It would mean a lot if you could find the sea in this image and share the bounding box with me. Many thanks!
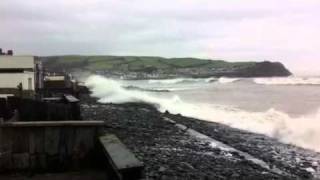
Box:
[85,75,320,152]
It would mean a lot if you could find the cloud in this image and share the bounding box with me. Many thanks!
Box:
[0,0,319,74]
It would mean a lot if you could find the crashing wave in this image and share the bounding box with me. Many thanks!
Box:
[124,85,170,92]
[123,85,199,92]
[218,77,240,84]
[147,77,241,84]
[148,77,217,84]
[86,75,320,152]
[254,77,320,85]
[148,78,197,84]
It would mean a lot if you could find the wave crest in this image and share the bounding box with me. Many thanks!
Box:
[147,77,240,85]
[218,77,239,84]
[254,77,320,85]
[148,77,217,84]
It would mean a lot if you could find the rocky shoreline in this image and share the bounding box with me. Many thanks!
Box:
[81,97,320,180]
[170,114,320,179]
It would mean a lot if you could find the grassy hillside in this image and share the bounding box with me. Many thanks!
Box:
[39,55,292,78]
[39,55,255,72]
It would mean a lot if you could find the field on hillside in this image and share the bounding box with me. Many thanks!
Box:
[40,55,255,72]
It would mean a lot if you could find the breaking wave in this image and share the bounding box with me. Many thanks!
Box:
[148,77,239,85]
[124,85,171,92]
[218,77,240,84]
[148,77,216,84]
[123,85,199,92]
[254,77,320,85]
[85,75,320,152]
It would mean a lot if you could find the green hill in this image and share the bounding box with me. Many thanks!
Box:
[40,55,254,71]
[39,55,291,78]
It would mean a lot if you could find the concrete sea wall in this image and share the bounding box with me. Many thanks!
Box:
[0,121,104,172]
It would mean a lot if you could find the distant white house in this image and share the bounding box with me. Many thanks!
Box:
[0,55,42,91]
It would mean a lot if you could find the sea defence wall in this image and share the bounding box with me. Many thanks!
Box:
[0,94,144,179]
[0,120,104,172]
[0,95,81,121]
[18,97,81,121]
[0,89,35,98]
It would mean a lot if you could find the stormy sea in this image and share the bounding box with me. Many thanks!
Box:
[84,75,320,179]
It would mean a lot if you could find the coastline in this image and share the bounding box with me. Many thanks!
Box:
[80,96,320,179]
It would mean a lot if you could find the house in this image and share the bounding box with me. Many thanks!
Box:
[0,53,43,93]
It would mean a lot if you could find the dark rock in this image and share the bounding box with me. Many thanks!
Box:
[158,166,166,172]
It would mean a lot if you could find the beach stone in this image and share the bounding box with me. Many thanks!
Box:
[158,166,166,172]
[180,162,195,170]
[305,167,315,173]
[312,161,319,167]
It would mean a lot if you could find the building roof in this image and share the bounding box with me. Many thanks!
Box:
[0,56,34,69]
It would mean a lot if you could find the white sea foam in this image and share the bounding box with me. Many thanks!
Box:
[148,78,187,84]
[218,77,239,84]
[254,77,320,85]
[86,75,320,152]
[147,77,241,85]
[148,77,217,84]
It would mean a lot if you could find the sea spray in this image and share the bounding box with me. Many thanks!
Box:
[254,77,320,85]
[85,75,320,152]
[85,75,182,106]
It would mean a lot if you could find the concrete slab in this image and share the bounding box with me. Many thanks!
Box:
[99,133,144,180]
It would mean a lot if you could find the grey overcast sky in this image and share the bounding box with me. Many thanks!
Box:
[0,0,320,75]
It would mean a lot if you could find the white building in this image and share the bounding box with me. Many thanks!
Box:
[0,56,41,90]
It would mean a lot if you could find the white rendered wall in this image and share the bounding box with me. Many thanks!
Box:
[0,72,35,90]
[0,56,34,69]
